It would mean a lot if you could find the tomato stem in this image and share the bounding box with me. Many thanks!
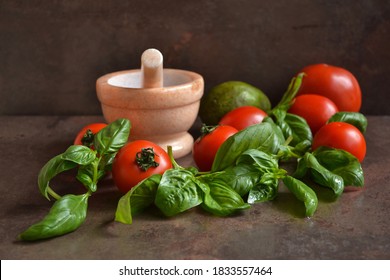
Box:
[135,147,160,171]
[200,124,218,136]
[81,129,95,148]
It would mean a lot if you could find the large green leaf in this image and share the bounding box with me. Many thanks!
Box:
[94,118,131,155]
[19,193,89,241]
[328,112,367,134]
[212,122,282,171]
[155,169,203,217]
[282,176,318,217]
[115,174,161,224]
[38,155,77,200]
[248,175,279,204]
[198,176,250,216]
[295,153,344,196]
[313,147,364,187]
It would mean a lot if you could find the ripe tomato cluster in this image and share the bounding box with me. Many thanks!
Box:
[293,64,366,162]
[192,63,367,171]
[286,64,364,143]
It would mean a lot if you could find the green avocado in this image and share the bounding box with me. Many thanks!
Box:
[199,81,271,125]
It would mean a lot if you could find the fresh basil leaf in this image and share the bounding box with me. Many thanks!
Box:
[310,169,344,196]
[236,149,279,173]
[313,147,364,187]
[38,145,97,199]
[292,140,312,156]
[271,108,287,125]
[283,113,313,145]
[328,112,367,134]
[61,145,96,165]
[98,153,116,172]
[273,110,312,146]
[293,155,309,178]
[19,193,89,241]
[76,162,103,193]
[305,153,344,196]
[155,169,203,217]
[115,174,161,224]
[282,175,318,217]
[262,116,286,144]
[212,122,282,171]
[38,155,78,200]
[198,177,250,216]
[208,149,281,199]
[236,149,284,203]
[185,166,199,175]
[247,175,279,203]
[76,171,96,192]
[272,73,305,112]
[94,118,131,156]
[212,165,260,197]
[278,140,312,161]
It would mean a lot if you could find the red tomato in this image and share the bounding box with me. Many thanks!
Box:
[74,123,107,147]
[312,122,366,162]
[219,106,268,131]
[193,125,238,171]
[288,94,339,135]
[112,140,172,193]
[297,64,362,112]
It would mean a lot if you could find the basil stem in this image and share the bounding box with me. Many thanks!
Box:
[22,118,132,242]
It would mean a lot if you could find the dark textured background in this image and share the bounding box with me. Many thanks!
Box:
[1,0,389,115]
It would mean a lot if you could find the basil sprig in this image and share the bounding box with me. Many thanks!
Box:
[19,118,131,241]
[268,73,313,147]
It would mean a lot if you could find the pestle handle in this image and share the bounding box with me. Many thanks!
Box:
[141,48,163,88]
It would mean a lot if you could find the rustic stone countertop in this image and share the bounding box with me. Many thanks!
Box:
[1,115,389,260]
